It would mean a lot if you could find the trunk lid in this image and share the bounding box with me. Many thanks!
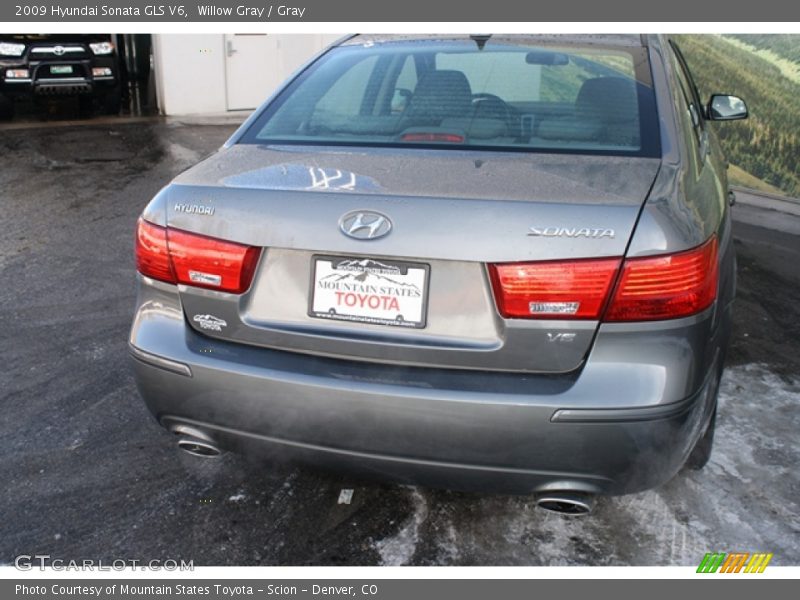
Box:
[165,145,659,373]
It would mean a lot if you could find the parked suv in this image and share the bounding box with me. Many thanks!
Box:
[130,35,746,514]
[0,34,121,118]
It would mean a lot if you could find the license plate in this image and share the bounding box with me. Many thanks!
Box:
[309,256,429,328]
[50,65,73,75]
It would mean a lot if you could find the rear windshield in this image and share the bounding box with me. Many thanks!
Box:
[240,38,660,157]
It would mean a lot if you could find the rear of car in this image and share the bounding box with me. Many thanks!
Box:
[0,34,120,118]
[130,35,735,508]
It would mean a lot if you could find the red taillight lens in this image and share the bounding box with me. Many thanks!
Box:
[489,258,621,319]
[168,228,261,294]
[488,236,718,322]
[605,236,718,322]
[135,218,174,283]
[135,218,261,294]
[401,132,466,143]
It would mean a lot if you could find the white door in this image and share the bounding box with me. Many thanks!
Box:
[224,34,282,111]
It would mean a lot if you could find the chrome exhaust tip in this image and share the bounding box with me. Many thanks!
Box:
[170,424,222,458]
[177,437,221,458]
[535,492,595,515]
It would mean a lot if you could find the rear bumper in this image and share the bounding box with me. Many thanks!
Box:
[130,279,722,495]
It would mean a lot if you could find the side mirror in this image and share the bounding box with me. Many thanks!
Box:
[707,94,748,121]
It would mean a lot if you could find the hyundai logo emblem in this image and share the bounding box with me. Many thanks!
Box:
[53,46,66,56]
[339,210,392,240]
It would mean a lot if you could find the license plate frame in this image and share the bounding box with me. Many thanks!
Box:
[308,255,430,329]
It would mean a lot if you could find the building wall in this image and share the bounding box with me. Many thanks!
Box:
[152,34,343,115]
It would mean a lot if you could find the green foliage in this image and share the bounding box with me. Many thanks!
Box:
[676,35,800,197]
[729,35,800,64]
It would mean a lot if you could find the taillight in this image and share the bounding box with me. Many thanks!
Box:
[605,236,718,322]
[135,217,261,294]
[488,235,718,322]
[135,218,174,282]
[167,228,261,294]
[489,258,621,319]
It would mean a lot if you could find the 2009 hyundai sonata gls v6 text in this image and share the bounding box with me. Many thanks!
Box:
[130,34,746,514]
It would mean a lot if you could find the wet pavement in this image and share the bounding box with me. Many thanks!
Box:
[0,119,798,566]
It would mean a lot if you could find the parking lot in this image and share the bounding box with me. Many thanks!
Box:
[1,118,798,566]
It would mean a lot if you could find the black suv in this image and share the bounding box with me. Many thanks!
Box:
[0,34,121,118]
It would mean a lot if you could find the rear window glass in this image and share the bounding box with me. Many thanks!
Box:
[241,39,660,157]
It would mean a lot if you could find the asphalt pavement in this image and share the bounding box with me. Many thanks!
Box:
[0,119,798,566]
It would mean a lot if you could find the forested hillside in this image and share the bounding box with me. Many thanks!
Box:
[676,35,800,197]
[729,34,800,64]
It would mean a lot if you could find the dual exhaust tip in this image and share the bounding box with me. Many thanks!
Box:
[170,425,595,514]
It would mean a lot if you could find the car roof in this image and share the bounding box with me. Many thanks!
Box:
[338,34,648,48]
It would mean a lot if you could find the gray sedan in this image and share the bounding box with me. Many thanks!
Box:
[130,34,746,515]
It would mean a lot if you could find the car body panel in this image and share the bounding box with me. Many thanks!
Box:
[130,276,719,494]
